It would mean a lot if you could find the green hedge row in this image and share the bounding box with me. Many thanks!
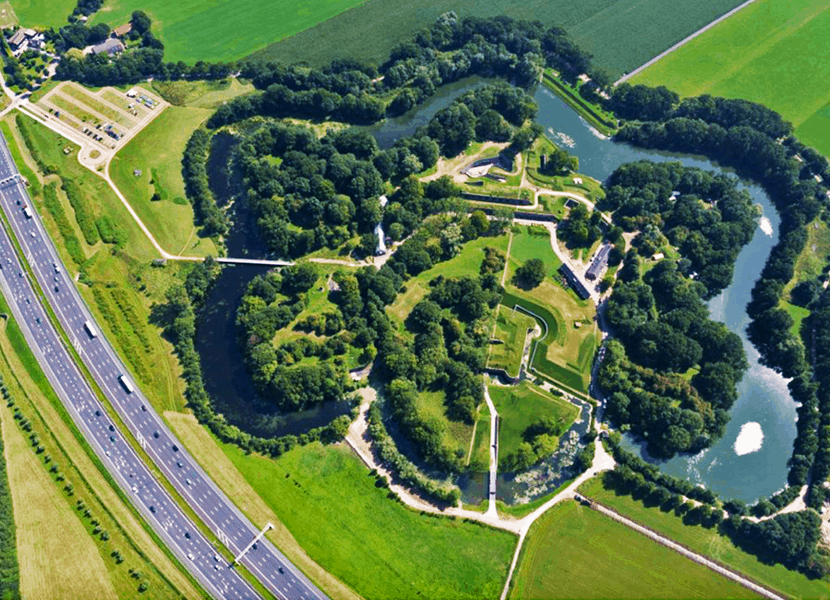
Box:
[61,178,99,246]
[42,183,84,266]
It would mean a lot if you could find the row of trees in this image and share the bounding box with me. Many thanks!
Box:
[0,379,19,600]
[181,129,227,237]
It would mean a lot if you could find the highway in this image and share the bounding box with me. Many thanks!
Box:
[0,131,328,600]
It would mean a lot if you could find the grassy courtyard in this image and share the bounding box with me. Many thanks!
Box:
[510,499,756,599]
[487,305,536,378]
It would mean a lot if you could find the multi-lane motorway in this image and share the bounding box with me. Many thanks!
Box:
[0,131,328,600]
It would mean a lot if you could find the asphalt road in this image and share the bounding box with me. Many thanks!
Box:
[0,131,327,600]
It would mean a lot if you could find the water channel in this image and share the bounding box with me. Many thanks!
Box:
[195,80,797,504]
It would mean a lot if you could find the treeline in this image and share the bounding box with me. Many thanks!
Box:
[0,379,19,600]
[806,293,830,508]
[159,258,352,458]
[611,85,827,494]
[181,129,227,236]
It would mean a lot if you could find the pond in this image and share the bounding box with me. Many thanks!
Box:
[195,80,796,505]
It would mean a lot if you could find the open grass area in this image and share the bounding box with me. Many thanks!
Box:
[503,226,597,394]
[487,305,535,378]
[252,0,744,78]
[8,113,191,415]
[8,0,74,28]
[151,78,256,109]
[0,297,199,599]
[468,402,490,472]
[1,403,117,600]
[579,474,830,599]
[109,105,218,257]
[387,233,510,324]
[89,0,365,64]
[167,412,517,600]
[489,381,579,469]
[511,499,755,599]
[414,388,476,462]
[631,0,830,155]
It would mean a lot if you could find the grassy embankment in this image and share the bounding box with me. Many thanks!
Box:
[510,499,756,599]
[487,304,536,378]
[630,0,830,156]
[540,70,617,136]
[524,134,604,203]
[167,412,517,600]
[487,381,580,469]
[503,225,598,395]
[780,219,830,338]
[151,78,256,109]
[87,0,365,63]
[580,474,830,599]
[251,0,745,79]
[0,295,200,598]
[109,105,219,258]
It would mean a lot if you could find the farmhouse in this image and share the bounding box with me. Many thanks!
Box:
[585,244,611,281]
[112,23,133,38]
[558,264,591,300]
[8,28,43,56]
[91,39,125,56]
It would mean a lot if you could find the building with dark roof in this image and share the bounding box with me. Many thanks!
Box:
[586,244,611,281]
[559,264,591,300]
[91,38,124,56]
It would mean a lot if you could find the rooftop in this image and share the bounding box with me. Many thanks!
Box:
[91,38,124,55]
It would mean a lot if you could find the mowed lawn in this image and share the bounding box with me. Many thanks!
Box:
[253,0,744,78]
[110,105,219,257]
[631,0,830,154]
[488,305,536,378]
[8,0,75,28]
[167,413,517,600]
[89,0,365,64]
[511,500,756,600]
[579,475,830,599]
[488,381,579,468]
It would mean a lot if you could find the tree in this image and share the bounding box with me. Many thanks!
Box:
[514,258,546,289]
[130,10,152,34]
[281,262,318,296]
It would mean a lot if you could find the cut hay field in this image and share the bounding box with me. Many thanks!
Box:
[251,0,744,77]
[88,0,366,64]
[630,0,830,156]
[510,500,756,600]
[167,412,517,600]
[8,0,74,29]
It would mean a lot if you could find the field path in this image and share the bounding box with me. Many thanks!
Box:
[616,0,763,84]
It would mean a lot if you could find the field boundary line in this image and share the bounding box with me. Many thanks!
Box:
[616,0,763,84]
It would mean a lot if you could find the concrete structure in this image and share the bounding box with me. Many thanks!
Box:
[91,38,124,56]
[559,263,591,300]
[585,243,611,281]
[374,222,387,255]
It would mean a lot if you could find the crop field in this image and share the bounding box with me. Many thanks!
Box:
[110,105,219,257]
[631,0,830,156]
[8,114,191,414]
[88,0,365,64]
[510,500,755,600]
[579,475,830,599]
[487,305,536,378]
[167,413,517,600]
[488,382,579,468]
[8,0,74,28]
[252,0,743,77]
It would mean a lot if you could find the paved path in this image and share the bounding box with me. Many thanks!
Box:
[591,502,784,600]
[482,384,499,518]
[616,0,763,84]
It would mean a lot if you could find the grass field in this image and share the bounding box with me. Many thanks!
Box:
[167,412,516,600]
[503,226,598,394]
[8,0,74,28]
[631,0,830,156]
[0,299,198,599]
[87,0,364,64]
[511,499,755,600]
[8,114,191,415]
[252,0,743,77]
[488,381,579,469]
[487,305,536,378]
[151,78,255,109]
[109,105,219,257]
[1,404,117,600]
[579,474,830,599]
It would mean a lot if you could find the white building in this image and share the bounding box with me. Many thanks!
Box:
[374,223,387,255]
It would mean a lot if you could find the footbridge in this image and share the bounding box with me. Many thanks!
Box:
[215,257,294,267]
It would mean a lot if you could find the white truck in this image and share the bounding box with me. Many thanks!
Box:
[83,320,98,339]
[118,374,134,394]
[22,207,32,219]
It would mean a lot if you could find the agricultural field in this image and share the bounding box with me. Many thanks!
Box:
[109,105,219,257]
[88,0,365,64]
[487,305,536,378]
[630,0,830,156]
[579,475,830,599]
[503,225,598,394]
[487,381,579,470]
[167,413,517,600]
[252,0,744,77]
[510,500,756,600]
[6,113,191,414]
[7,0,74,29]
